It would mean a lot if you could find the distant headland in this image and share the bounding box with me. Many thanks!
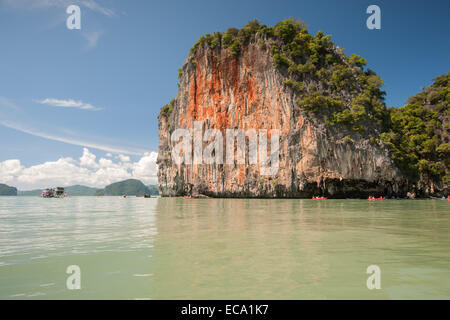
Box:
[0,183,17,196]
[0,179,159,197]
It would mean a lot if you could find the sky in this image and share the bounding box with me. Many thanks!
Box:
[0,0,449,190]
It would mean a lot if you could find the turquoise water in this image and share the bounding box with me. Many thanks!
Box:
[0,196,449,299]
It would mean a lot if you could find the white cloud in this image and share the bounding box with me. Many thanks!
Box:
[98,157,114,167]
[0,160,24,182]
[79,147,98,168]
[0,148,158,190]
[118,154,130,163]
[83,31,103,49]
[0,120,146,156]
[0,96,20,111]
[2,0,115,49]
[80,0,114,17]
[1,97,144,156]
[2,0,116,17]
[132,152,158,178]
[37,98,102,111]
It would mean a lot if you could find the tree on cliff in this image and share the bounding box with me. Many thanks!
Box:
[380,73,449,188]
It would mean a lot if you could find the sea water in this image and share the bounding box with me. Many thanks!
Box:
[0,196,449,299]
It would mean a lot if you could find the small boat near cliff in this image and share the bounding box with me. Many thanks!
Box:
[312,196,327,200]
[368,196,385,201]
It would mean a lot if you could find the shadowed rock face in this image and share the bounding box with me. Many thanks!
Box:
[157,42,410,198]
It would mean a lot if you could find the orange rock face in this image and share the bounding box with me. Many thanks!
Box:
[157,43,407,198]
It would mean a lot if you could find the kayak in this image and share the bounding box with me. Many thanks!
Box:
[368,197,384,201]
[312,197,327,200]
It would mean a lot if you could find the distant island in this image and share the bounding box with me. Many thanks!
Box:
[95,179,157,196]
[10,179,159,197]
[0,183,17,196]
[18,185,100,196]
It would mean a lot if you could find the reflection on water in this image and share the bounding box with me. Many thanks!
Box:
[0,197,449,299]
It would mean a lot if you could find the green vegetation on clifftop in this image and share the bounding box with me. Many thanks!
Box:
[380,73,450,185]
[188,18,389,135]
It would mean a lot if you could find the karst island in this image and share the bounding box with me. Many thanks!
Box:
[157,19,449,199]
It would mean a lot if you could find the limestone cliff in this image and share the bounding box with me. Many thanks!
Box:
[157,19,416,198]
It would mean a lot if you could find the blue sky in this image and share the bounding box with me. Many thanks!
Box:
[0,0,449,189]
